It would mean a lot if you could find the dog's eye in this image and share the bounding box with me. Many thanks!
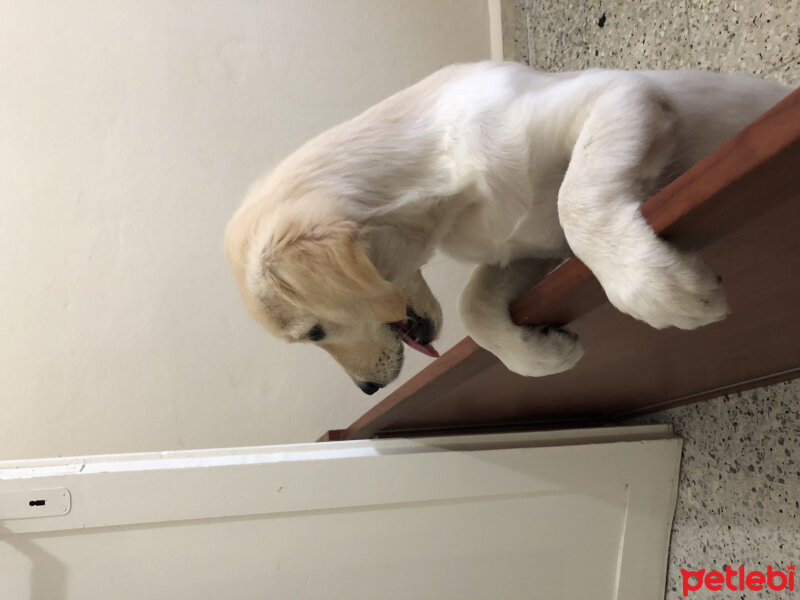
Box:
[307,325,325,342]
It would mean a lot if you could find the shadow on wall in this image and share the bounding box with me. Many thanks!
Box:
[1,525,68,600]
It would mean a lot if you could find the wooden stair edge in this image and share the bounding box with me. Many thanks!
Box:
[319,87,800,442]
[609,366,800,421]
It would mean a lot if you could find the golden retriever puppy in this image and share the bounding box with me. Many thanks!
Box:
[225,61,790,393]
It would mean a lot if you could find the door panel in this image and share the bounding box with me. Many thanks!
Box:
[1,426,681,600]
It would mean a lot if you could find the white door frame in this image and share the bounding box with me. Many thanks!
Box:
[1,425,681,600]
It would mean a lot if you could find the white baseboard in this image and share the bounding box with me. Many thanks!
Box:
[488,0,504,60]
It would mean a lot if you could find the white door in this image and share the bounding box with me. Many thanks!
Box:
[0,425,681,600]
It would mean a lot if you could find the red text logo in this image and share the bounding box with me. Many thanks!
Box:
[681,565,795,596]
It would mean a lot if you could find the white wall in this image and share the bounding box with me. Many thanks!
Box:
[0,1,491,459]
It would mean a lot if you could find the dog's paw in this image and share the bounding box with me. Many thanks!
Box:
[497,324,585,377]
[604,252,728,330]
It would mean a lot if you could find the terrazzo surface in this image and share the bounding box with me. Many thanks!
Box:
[501,1,800,597]
[630,381,800,599]
[504,0,800,84]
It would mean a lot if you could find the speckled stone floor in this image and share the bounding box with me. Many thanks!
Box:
[503,0,800,84]
[500,1,800,597]
[630,381,800,598]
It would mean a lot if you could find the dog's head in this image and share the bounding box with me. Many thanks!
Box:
[225,197,441,394]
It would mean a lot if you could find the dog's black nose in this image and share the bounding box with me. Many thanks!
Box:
[406,307,435,346]
[357,381,383,395]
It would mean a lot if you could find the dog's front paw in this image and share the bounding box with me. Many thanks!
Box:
[498,324,585,377]
[604,252,728,330]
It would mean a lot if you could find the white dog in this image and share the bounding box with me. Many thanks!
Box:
[225,62,790,394]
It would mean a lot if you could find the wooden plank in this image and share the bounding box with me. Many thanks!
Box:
[325,87,800,441]
[316,429,347,442]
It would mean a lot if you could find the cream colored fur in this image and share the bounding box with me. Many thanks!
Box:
[225,61,791,389]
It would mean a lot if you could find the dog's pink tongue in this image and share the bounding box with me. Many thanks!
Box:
[389,321,440,358]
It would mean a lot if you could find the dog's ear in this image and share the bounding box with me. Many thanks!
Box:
[263,220,406,323]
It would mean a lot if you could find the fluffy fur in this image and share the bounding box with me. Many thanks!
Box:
[225,61,791,391]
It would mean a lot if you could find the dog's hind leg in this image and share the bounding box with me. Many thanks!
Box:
[557,78,727,330]
[459,258,584,377]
